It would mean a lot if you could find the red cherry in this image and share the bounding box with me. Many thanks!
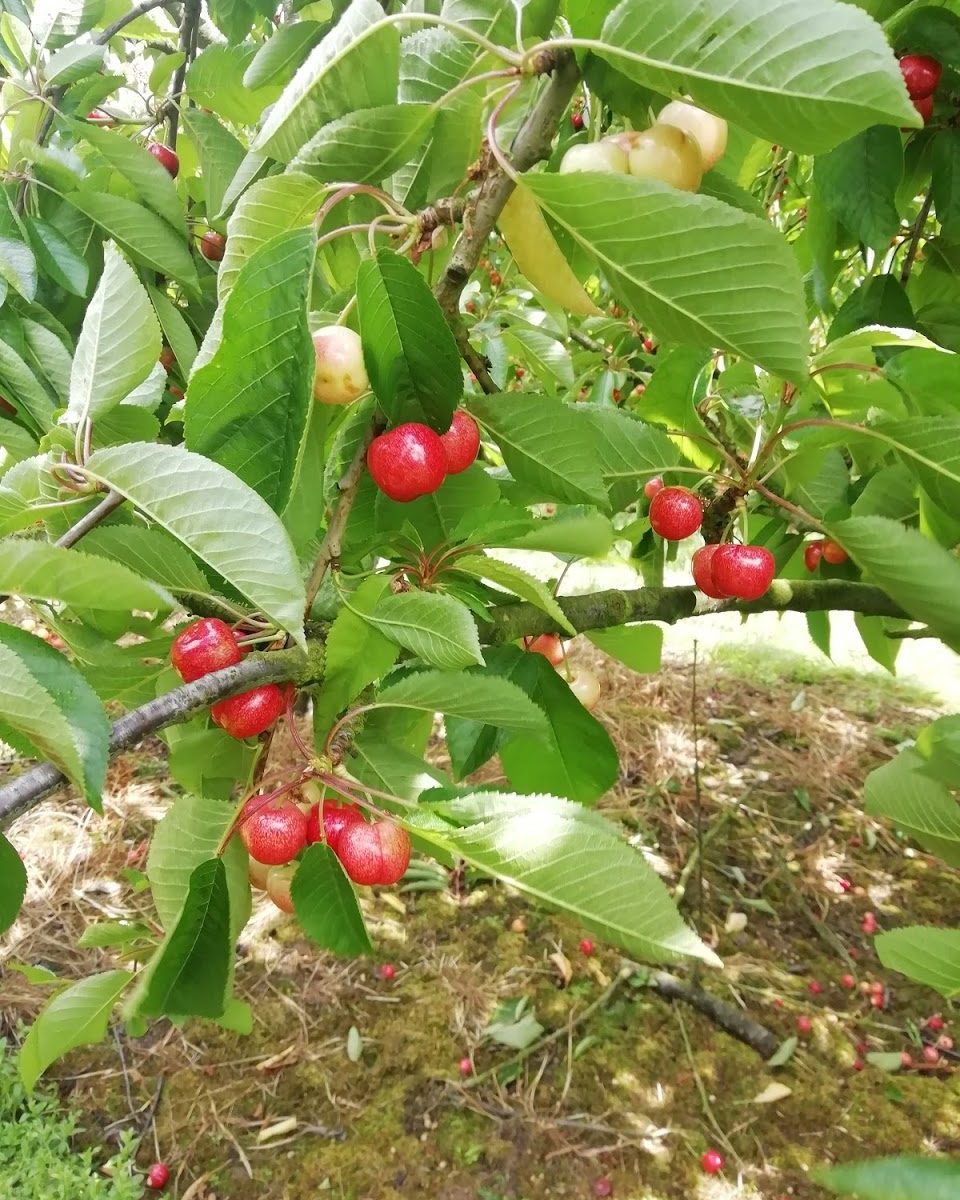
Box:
[691,543,729,599]
[592,1178,612,1198]
[579,937,595,956]
[821,539,848,566]
[458,1056,473,1076]
[870,992,886,1010]
[86,108,113,125]
[248,856,271,890]
[336,820,411,886]
[306,799,365,854]
[838,877,852,893]
[633,383,646,396]
[808,979,823,996]
[440,410,480,475]
[211,684,285,739]
[571,111,585,132]
[926,1014,946,1032]
[796,1015,813,1036]
[922,1044,941,1065]
[642,337,655,352]
[804,542,823,572]
[861,912,879,935]
[901,1051,914,1069]
[170,618,242,682]
[146,1163,170,1190]
[643,475,664,500]
[648,487,702,541]
[773,998,784,1009]
[489,270,502,287]
[870,980,884,996]
[852,1058,865,1072]
[266,865,295,913]
[711,544,776,601]
[612,388,621,402]
[937,1034,954,1051]
[159,345,176,371]
[379,963,396,981]
[515,366,525,379]
[239,796,308,866]
[367,423,446,502]
[199,231,226,262]
[840,973,856,990]
[899,54,941,100]
[913,93,934,123]
[147,142,179,178]
[701,1149,725,1175]
[522,633,564,666]
[465,300,476,314]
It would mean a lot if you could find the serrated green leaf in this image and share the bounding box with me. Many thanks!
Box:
[45,41,104,85]
[72,119,186,233]
[522,172,808,382]
[0,538,170,611]
[875,927,960,999]
[864,750,960,866]
[19,969,130,1091]
[66,242,160,425]
[291,844,372,955]
[185,228,316,512]
[356,248,462,431]
[0,333,57,434]
[366,589,483,669]
[816,125,903,252]
[873,417,960,515]
[187,43,284,126]
[813,1156,960,1199]
[0,832,26,934]
[587,624,663,673]
[0,624,109,807]
[0,236,36,301]
[375,666,548,733]
[25,216,89,296]
[349,734,449,801]
[292,103,435,186]
[244,20,323,89]
[254,0,400,162]
[78,525,210,596]
[588,0,917,153]
[467,393,607,507]
[133,858,231,1019]
[180,109,247,225]
[455,553,574,634]
[82,443,306,645]
[581,407,682,511]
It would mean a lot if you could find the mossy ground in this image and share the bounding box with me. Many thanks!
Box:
[3,642,959,1199]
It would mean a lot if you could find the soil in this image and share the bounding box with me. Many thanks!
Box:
[3,641,959,1200]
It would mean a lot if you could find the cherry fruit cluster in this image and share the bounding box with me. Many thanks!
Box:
[899,54,941,123]
[692,542,776,601]
[242,792,412,912]
[560,100,727,193]
[367,410,480,502]
[170,618,287,740]
[804,539,849,572]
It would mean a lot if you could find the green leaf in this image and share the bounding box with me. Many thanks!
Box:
[932,129,960,241]
[0,335,56,434]
[147,286,197,376]
[501,326,575,389]
[876,927,960,999]
[813,1156,960,1199]
[349,734,449,801]
[589,0,917,153]
[243,20,323,89]
[61,189,198,291]
[0,538,170,611]
[187,43,283,126]
[82,442,307,645]
[0,832,26,934]
[18,969,131,1091]
[375,666,548,733]
[455,553,575,634]
[312,574,398,736]
[79,525,210,596]
[829,516,960,650]
[146,792,250,939]
[186,228,316,512]
[34,0,104,48]
[291,844,372,955]
[587,624,663,673]
[873,417,960,515]
[916,714,960,784]
[165,721,258,801]
[66,242,160,426]
[254,0,400,162]
[180,109,247,225]
[45,41,104,85]
[416,792,719,966]
[0,236,36,301]
[816,126,903,252]
[134,858,231,1019]
[580,408,682,510]
[854,613,901,673]
[292,103,434,185]
[209,0,270,42]
[72,119,186,233]
[356,248,462,431]
[467,392,607,507]
[25,216,89,296]
[522,172,808,381]
[0,624,109,807]
[505,508,615,556]
[864,750,960,867]
[366,589,483,669]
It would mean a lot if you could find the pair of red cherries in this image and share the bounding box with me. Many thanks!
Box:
[367,410,480,502]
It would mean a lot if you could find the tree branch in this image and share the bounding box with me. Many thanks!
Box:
[54,490,124,549]
[166,0,201,149]
[433,50,580,337]
[0,644,322,830]
[648,971,779,1059]
[97,0,173,44]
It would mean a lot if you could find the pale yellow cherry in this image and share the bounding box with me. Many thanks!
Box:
[312,326,369,405]
[568,666,601,710]
[656,100,728,170]
[559,141,629,175]
[627,124,703,192]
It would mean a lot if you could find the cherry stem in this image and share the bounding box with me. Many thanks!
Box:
[485,79,525,179]
[216,773,309,854]
[322,703,377,760]
[285,692,315,763]
[315,221,409,253]
[437,66,522,110]
[809,361,885,379]
[315,183,408,229]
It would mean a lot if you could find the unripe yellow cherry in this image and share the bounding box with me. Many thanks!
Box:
[312,326,368,405]
[627,124,703,192]
[559,142,629,175]
[656,100,728,170]
[568,667,601,711]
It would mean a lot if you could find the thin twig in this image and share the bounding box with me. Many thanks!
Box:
[900,189,934,285]
[54,490,124,548]
[166,0,201,148]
